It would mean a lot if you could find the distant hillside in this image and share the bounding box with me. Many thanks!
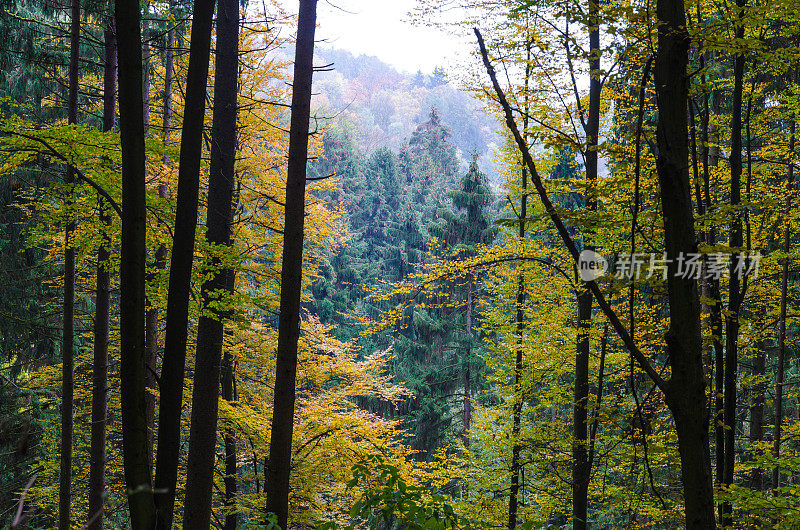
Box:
[311,47,501,181]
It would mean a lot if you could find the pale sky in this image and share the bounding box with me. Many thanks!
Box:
[278,0,466,74]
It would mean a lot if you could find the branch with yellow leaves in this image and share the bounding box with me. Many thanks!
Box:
[3,129,122,216]
[473,27,668,395]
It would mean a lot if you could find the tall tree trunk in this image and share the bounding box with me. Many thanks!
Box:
[145,0,176,467]
[572,3,600,526]
[183,0,239,524]
[264,1,317,526]
[507,205,526,530]
[749,339,766,490]
[463,280,472,449]
[722,2,746,522]
[654,0,716,524]
[58,1,80,527]
[222,344,238,530]
[116,0,156,525]
[152,0,215,525]
[87,25,116,530]
[697,39,726,502]
[507,38,530,530]
[773,110,796,491]
[573,288,591,530]
[142,17,150,137]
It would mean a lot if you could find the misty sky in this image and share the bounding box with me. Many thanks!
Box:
[278,0,466,74]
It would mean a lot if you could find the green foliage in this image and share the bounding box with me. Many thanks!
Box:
[316,455,459,530]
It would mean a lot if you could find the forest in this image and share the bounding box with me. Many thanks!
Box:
[0,0,799,527]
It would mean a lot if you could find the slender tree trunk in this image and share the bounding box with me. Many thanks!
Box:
[253,444,260,495]
[463,280,472,449]
[507,38,530,530]
[264,1,318,526]
[152,0,215,525]
[58,2,80,527]
[572,3,600,526]
[654,0,716,524]
[116,0,156,525]
[508,221,525,530]
[87,25,116,530]
[142,18,150,137]
[145,0,176,467]
[574,288,591,530]
[183,0,239,524]
[722,4,746,523]
[749,339,766,491]
[222,345,238,530]
[773,112,796,491]
[697,41,726,500]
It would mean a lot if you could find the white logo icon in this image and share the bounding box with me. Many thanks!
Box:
[578,249,608,281]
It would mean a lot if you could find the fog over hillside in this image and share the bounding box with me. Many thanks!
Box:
[311,47,502,184]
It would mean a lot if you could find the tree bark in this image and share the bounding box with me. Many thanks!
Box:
[773,110,796,492]
[722,2,746,522]
[654,0,716,525]
[507,38,530,530]
[222,346,238,530]
[696,39,726,503]
[264,1,318,526]
[152,0,216,526]
[145,0,176,467]
[116,0,156,525]
[142,17,150,137]
[748,339,766,491]
[87,25,115,530]
[572,3,600,526]
[463,281,472,449]
[183,0,239,524]
[58,1,79,527]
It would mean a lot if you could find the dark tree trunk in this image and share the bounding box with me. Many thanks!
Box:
[654,0,716,525]
[722,3,746,522]
[773,113,796,491]
[58,1,80,527]
[572,3,600,526]
[222,346,238,530]
[697,41,726,501]
[264,1,318,526]
[182,0,239,524]
[145,0,176,467]
[749,339,766,491]
[87,25,116,530]
[463,281,472,449]
[116,0,156,525]
[152,0,215,525]
[142,18,150,137]
[573,288,591,530]
[508,246,525,530]
[507,41,530,529]
[253,445,260,494]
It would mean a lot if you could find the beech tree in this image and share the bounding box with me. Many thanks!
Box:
[152,0,215,526]
[183,0,239,525]
[86,22,115,530]
[265,0,318,526]
[115,0,155,525]
[57,0,80,527]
